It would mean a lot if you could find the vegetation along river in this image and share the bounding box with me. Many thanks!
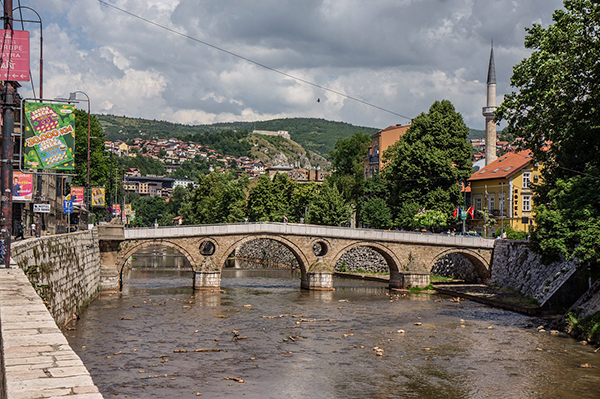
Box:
[64,251,600,399]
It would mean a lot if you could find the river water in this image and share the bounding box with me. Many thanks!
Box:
[64,253,600,399]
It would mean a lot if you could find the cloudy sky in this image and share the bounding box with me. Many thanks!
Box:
[20,0,564,130]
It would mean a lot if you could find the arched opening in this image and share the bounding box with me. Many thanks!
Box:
[118,241,195,292]
[431,250,490,283]
[335,246,390,275]
[219,236,309,289]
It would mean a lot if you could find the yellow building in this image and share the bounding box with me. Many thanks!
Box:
[467,150,541,234]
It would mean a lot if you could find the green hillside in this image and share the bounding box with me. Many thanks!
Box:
[96,115,378,158]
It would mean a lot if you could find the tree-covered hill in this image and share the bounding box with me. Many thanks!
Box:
[96,115,378,158]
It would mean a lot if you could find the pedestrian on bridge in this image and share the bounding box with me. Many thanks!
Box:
[283,215,288,224]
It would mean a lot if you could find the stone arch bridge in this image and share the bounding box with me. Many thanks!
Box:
[98,223,495,291]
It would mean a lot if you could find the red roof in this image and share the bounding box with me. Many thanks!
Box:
[468,150,533,181]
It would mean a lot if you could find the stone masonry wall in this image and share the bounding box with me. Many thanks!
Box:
[10,229,102,327]
[491,240,585,309]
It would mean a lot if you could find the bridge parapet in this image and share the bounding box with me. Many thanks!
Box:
[123,223,494,249]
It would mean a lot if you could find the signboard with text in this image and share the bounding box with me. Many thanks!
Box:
[12,171,33,202]
[33,204,51,213]
[23,102,75,170]
[0,30,30,81]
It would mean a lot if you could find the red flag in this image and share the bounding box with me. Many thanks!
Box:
[467,206,474,219]
[452,206,459,218]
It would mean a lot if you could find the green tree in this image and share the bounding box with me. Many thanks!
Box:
[328,132,371,202]
[358,174,392,229]
[382,100,473,229]
[184,172,247,224]
[246,173,296,222]
[496,0,600,267]
[131,195,168,227]
[305,182,350,226]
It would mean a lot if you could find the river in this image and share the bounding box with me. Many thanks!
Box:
[64,252,600,399]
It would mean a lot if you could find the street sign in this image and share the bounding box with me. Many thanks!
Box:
[63,199,73,214]
[0,30,30,82]
[33,203,51,213]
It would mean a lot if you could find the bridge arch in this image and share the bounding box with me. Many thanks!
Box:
[430,248,491,282]
[220,234,312,278]
[331,242,403,275]
[116,239,197,284]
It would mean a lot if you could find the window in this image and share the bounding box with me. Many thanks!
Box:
[488,195,495,212]
[475,197,482,211]
[499,193,505,216]
[522,172,531,189]
[523,195,531,212]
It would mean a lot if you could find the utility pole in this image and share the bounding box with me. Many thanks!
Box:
[1,1,15,268]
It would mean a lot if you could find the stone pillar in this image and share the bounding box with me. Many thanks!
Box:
[302,272,334,291]
[194,271,222,290]
[389,272,430,290]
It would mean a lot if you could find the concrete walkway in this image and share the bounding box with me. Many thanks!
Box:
[0,266,103,399]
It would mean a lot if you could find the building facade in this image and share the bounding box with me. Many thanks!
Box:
[468,150,541,234]
[364,124,410,178]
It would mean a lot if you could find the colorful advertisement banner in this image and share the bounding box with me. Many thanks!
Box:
[124,204,132,216]
[12,172,33,202]
[91,187,105,207]
[23,102,75,170]
[71,187,84,206]
[113,204,121,216]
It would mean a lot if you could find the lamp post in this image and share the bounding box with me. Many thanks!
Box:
[68,91,91,221]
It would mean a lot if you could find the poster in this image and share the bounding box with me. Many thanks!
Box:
[124,204,132,216]
[22,102,75,170]
[12,172,33,202]
[113,204,121,216]
[91,187,105,207]
[71,187,84,206]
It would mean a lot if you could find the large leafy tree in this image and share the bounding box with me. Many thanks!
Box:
[183,172,247,224]
[359,174,392,229]
[382,100,473,229]
[328,132,372,202]
[496,0,600,268]
[305,182,351,226]
[246,173,297,222]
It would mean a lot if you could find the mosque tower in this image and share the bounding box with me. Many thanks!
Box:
[482,42,497,165]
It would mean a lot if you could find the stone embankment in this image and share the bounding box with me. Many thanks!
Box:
[10,230,102,326]
[0,267,104,399]
[0,230,104,399]
[491,240,589,312]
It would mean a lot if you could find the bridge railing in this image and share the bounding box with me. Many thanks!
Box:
[123,222,495,249]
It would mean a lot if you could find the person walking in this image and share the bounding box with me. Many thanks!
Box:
[15,222,24,240]
[283,215,288,224]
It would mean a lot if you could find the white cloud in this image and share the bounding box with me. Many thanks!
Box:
[23,0,564,129]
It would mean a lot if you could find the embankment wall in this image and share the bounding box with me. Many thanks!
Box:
[10,230,102,328]
[491,240,589,311]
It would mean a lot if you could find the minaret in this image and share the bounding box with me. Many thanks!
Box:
[482,42,497,165]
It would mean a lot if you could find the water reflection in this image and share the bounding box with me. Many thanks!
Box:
[65,267,600,399]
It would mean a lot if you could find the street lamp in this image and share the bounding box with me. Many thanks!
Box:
[68,91,91,220]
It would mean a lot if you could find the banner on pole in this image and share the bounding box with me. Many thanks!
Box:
[91,187,105,207]
[22,102,75,170]
[71,187,84,206]
[12,171,33,202]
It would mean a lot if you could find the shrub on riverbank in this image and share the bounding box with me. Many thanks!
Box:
[563,311,600,346]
